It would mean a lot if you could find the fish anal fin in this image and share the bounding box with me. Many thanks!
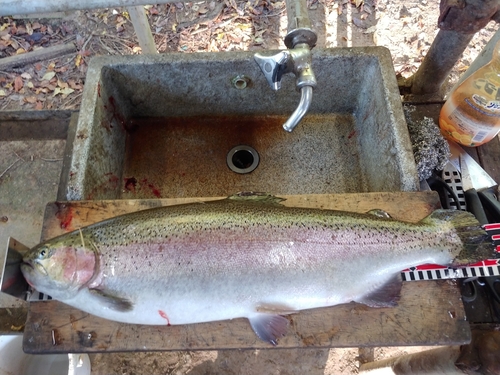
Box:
[357,274,402,308]
[89,288,133,312]
[366,209,392,219]
[248,313,289,346]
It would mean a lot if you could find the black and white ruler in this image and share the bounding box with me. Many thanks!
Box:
[402,223,500,281]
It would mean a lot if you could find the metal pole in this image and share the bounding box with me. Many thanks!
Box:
[0,0,183,17]
[286,0,312,31]
[411,29,473,95]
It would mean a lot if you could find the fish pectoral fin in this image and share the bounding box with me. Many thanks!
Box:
[88,288,133,312]
[248,313,289,346]
[256,303,298,315]
[356,274,402,308]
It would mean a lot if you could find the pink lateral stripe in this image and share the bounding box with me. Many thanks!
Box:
[497,245,500,253]
[492,234,500,241]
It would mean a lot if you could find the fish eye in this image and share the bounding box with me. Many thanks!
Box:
[38,247,48,258]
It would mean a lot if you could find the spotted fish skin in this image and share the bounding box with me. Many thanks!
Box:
[20,194,492,344]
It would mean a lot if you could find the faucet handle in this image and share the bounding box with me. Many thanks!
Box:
[254,51,289,91]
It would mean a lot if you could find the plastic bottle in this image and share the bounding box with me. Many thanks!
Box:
[439,39,500,147]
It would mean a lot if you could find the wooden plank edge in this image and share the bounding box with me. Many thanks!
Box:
[0,43,76,71]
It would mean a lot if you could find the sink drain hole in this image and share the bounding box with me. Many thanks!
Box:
[227,145,259,174]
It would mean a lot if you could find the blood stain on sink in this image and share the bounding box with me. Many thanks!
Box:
[140,178,162,198]
[124,177,138,193]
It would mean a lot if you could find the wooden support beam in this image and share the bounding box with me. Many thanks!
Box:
[0,43,76,71]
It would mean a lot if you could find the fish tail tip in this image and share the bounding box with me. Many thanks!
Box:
[423,210,496,265]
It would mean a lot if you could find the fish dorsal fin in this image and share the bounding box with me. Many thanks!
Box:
[248,313,289,346]
[228,192,285,205]
[356,273,402,308]
[366,209,392,219]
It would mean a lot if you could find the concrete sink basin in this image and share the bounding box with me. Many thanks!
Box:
[65,47,418,200]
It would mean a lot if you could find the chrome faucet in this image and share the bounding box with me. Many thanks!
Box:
[254,0,317,132]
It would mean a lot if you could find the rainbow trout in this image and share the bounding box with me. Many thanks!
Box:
[21,194,493,345]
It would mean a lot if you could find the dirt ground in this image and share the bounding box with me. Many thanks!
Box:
[0,0,499,374]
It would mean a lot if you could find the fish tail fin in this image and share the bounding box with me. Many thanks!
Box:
[421,209,494,265]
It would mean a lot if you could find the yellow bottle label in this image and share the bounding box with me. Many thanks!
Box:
[469,94,500,114]
[439,95,500,146]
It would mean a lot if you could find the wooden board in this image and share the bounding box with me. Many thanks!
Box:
[23,192,471,353]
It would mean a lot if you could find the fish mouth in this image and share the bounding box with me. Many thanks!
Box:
[20,261,34,274]
[21,260,47,276]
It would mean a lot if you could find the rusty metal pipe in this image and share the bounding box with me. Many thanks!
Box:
[410,0,500,96]
[411,29,473,95]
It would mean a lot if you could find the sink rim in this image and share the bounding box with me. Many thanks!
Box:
[65,47,419,201]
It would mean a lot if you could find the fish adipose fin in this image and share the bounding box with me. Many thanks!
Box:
[248,313,289,346]
[366,209,392,219]
[228,192,285,205]
[421,209,494,265]
[89,289,133,312]
[356,274,402,308]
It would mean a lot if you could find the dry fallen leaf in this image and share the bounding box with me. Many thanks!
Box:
[0,89,6,96]
[41,71,56,81]
[21,72,31,79]
[57,66,68,73]
[57,79,69,89]
[75,54,82,67]
[53,87,74,97]
[68,79,83,90]
[14,76,23,92]
[24,96,37,103]
[35,101,43,110]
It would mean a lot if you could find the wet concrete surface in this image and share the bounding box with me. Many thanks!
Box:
[0,139,65,308]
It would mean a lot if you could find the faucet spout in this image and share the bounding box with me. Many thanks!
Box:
[253,0,317,132]
[283,86,313,132]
